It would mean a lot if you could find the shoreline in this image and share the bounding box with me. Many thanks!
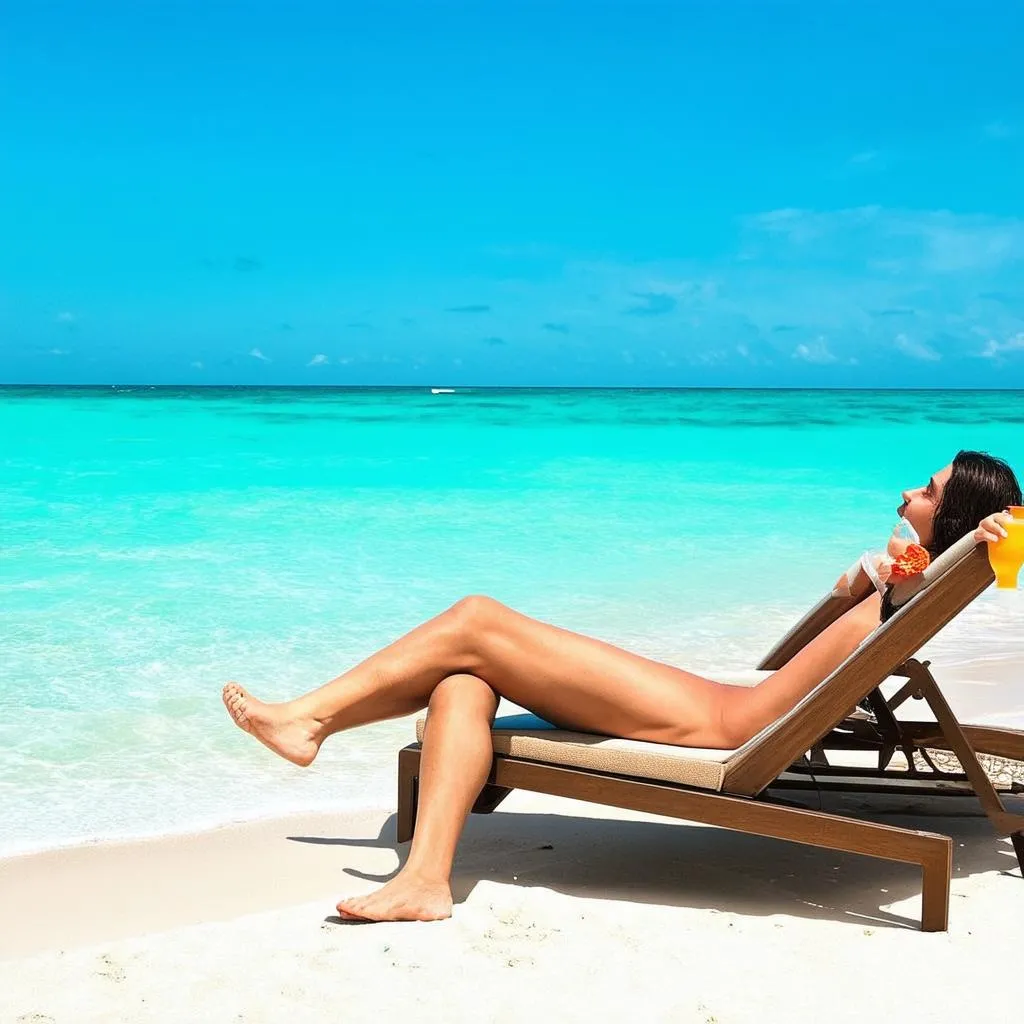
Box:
[0,795,389,864]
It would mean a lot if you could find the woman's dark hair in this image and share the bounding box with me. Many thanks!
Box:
[927,449,1021,558]
[881,450,1021,622]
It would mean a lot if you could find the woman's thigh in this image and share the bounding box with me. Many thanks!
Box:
[461,596,731,747]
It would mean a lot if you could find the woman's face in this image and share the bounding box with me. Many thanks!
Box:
[898,463,953,548]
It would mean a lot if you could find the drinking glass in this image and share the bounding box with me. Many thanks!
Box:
[987,506,1024,589]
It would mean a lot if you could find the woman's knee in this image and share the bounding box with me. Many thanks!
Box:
[442,595,505,668]
[428,673,498,714]
[447,594,502,629]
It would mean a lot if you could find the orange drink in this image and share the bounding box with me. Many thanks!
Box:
[987,506,1024,589]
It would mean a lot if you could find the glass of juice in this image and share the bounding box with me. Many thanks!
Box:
[987,506,1024,589]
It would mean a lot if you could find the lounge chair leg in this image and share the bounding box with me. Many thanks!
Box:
[472,784,512,815]
[1012,831,1024,876]
[396,745,420,844]
[920,844,952,932]
[865,689,903,770]
[914,666,1024,838]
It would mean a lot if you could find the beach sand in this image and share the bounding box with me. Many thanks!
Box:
[2,791,1022,1022]
[2,659,1022,1023]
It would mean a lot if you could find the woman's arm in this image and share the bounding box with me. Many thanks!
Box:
[834,553,884,598]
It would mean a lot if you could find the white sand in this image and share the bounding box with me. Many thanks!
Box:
[1,786,1021,1024]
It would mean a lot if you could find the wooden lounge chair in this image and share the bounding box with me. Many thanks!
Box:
[395,534,1024,931]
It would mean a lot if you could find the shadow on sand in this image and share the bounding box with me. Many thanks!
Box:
[290,789,1023,932]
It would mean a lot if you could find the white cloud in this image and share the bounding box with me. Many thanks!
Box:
[848,150,880,166]
[48,348,70,356]
[979,332,1024,360]
[894,333,941,362]
[984,120,1015,139]
[641,279,717,301]
[338,356,354,365]
[688,349,728,366]
[791,337,838,364]
[190,360,204,369]
[307,353,329,366]
[249,347,270,362]
[742,206,1024,273]
[55,311,76,324]
[743,206,878,247]
[916,217,1024,273]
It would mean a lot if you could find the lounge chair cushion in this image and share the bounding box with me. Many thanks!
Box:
[414,714,735,791]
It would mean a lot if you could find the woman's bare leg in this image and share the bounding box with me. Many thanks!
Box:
[336,673,498,922]
[222,591,880,763]
[222,595,729,764]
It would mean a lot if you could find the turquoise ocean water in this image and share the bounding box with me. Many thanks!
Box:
[2,387,1022,856]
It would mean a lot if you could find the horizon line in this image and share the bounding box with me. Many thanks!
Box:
[3,383,1024,393]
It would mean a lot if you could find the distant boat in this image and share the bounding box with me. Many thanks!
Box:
[430,388,456,394]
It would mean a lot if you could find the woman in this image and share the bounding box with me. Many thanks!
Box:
[222,449,1020,922]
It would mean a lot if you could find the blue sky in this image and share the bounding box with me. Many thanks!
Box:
[2,0,1023,386]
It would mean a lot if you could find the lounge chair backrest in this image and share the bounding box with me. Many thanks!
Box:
[756,592,859,672]
[725,535,993,796]
[758,532,980,671]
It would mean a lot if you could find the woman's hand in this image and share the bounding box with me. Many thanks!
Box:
[974,511,1012,544]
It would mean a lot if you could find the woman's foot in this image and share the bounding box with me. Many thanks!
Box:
[221,683,321,767]
[336,871,453,923]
